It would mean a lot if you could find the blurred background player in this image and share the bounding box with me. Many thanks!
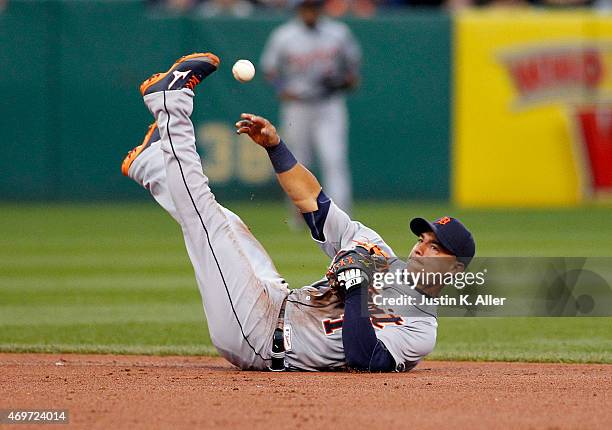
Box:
[260,0,362,225]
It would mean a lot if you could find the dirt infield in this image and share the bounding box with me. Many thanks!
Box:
[0,354,610,429]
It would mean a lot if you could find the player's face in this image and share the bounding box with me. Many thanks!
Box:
[298,5,322,28]
[406,232,461,275]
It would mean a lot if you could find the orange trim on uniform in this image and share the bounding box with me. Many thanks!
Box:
[352,240,390,258]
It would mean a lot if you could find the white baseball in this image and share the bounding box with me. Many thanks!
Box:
[232,59,256,83]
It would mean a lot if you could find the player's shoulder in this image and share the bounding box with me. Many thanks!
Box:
[271,19,302,39]
[320,17,353,37]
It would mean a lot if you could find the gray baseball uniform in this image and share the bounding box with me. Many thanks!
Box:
[128,88,436,372]
[261,16,361,214]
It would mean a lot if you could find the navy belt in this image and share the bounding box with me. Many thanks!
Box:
[269,297,287,372]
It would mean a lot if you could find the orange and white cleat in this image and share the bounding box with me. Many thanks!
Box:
[121,123,160,177]
[140,52,220,96]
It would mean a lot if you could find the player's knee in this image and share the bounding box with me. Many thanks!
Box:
[405,333,437,364]
[417,336,437,359]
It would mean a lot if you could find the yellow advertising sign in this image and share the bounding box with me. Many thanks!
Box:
[454,10,612,207]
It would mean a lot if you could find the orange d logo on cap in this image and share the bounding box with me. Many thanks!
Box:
[435,216,452,225]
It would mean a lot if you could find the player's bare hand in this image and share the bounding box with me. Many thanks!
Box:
[235,113,281,148]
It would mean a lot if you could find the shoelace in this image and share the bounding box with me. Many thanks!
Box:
[144,73,161,85]
[125,126,155,159]
[126,147,139,158]
[185,75,201,90]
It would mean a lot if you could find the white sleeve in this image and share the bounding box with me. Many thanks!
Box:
[342,27,362,73]
[260,29,284,76]
[315,202,395,259]
[376,318,438,372]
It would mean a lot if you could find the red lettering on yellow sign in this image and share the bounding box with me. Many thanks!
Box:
[504,48,603,98]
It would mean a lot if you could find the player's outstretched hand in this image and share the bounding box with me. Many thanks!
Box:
[235,113,281,148]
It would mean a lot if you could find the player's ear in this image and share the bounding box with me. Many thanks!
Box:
[453,259,465,273]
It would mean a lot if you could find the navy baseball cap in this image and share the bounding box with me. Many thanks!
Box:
[409,216,476,267]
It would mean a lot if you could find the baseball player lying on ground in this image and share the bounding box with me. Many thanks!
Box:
[121,52,476,372]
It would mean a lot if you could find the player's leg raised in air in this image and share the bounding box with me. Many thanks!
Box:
[122,53,289,370]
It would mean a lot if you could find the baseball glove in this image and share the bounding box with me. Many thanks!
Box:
[326,242,390,294]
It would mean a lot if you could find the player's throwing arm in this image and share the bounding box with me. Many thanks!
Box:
[236,114,321,213]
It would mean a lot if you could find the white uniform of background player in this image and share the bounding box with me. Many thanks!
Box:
[260,0,362,215]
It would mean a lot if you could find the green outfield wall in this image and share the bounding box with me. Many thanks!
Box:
[0,1,451,201]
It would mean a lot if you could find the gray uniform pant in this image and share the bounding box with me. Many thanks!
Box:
[131,89,290,370]
[281,95,352,214]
